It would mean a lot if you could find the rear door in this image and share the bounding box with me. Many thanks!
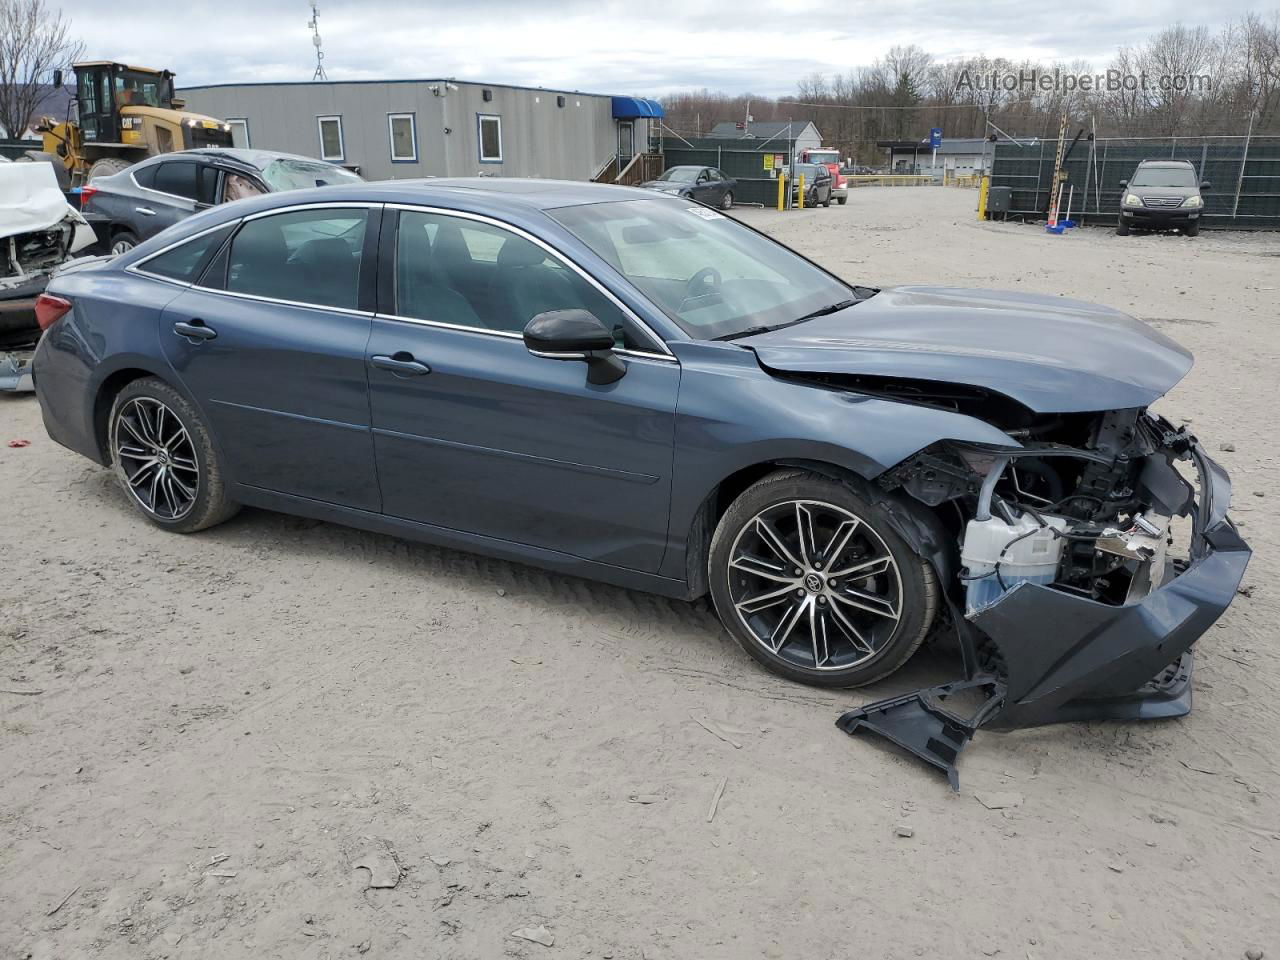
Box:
[156,203,382,510]
[130,160,198,238]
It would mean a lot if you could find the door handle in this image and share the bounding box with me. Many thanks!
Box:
[371,352,431,377]
[173,319,217,342]
[135,206,157,216]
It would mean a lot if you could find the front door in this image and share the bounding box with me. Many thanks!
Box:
[616,121,635,173]
[76,67,118,144]
[160,204,382,510]
[366,208,679,571]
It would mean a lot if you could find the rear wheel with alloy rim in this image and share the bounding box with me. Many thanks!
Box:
[108,377,239,533]
[720,191,734,210]
[709,470,937,687]
[110,230,140,255]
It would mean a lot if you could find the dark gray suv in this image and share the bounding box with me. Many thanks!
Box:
[81,148,363,254]
[1117,160,1208,236]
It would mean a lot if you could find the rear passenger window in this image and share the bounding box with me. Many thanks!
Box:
[226,208,367,310]
[132,164,158,189]
[136,225,234,283]
[152,161,197,200]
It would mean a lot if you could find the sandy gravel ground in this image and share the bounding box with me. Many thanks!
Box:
[2,187,1277,960]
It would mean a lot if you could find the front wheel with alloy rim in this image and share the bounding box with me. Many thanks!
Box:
[107,377,239,533]
[709,470,937,687]
[720,191,734,210]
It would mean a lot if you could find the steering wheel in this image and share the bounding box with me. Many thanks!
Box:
[678,267,723,313]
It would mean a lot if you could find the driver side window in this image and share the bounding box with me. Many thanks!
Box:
[394,210,648,349]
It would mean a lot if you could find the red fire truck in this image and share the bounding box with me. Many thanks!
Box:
[798,148,847,205]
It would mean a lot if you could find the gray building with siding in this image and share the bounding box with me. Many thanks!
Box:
[178,79,663,182]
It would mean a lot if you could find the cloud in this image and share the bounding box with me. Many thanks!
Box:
[63,0,1264,96]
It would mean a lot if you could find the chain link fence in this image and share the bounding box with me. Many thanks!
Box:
[661,136,795,206]
[989,134,1280,229]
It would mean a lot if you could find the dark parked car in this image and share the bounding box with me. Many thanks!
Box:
[790,163,832,207]
[1117,159,1208,236]
[82,148,363,254]
[639,166,737,209]
[31,180,1248,761]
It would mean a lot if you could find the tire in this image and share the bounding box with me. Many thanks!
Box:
[823,195,832,208]
[87,156,131,181]
[107,377,239,533]
[708,470,938,688]
[837,196,848,205]
[109,229,140,255]
[1116,218,1130,236]
[720,191,734,210]
[1185,220,1201,237]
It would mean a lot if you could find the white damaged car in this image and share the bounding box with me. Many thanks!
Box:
[1,159,96,391]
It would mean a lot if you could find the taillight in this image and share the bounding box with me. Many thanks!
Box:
[35,293,73,331]
[78,186,98,209]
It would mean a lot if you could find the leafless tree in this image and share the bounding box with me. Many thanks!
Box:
[657,10,1280,159]
[0,0,82,139]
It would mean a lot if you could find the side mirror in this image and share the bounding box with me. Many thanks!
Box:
[1118,179,1128,188]
[52,68,63,88]
[524,309,626,385]
[1200,180,1211,191]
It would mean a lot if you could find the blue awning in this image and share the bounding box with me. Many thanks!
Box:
[611,97,664,119]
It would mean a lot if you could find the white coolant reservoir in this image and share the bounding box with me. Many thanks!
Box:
[962,514,1069,615]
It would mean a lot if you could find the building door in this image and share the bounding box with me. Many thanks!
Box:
[617,121,634,172]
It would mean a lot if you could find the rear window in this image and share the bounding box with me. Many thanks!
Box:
[135,225,233,282]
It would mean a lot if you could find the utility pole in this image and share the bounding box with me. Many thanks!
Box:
[308,2,327,81]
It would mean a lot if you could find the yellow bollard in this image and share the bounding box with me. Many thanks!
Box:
[776,170,785,211]
[976,175,990,220]
[797,173,805,210]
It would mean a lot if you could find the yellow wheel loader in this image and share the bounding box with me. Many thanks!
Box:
[30,62,233,187]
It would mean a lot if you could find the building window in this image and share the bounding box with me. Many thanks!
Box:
[317,115,344,162]
[226,118,250,148]
[388,113,417,163]
[477,114,502,164]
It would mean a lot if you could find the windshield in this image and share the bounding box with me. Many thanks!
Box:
[1131,166,1197,188]
[807,151,839,165]
[115,70,168,109]
[550,198,854,340]
[658,167,699,182]
[260,158,363,191]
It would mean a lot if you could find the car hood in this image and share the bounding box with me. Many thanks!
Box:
[640,181,688,192]
[741,285,1193,414]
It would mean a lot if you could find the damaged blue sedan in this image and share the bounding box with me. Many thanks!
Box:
[29,179,1249,784]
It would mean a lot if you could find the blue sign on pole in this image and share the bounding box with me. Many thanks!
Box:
[929,127,943,149]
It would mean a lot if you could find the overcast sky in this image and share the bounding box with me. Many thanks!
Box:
[65,0,1266,96]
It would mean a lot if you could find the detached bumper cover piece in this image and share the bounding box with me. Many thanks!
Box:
[839,442,1251,788]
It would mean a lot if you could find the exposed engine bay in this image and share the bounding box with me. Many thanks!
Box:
[829,377,1251,789]
[878,403,1194,613]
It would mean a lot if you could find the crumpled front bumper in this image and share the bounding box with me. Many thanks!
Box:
[838,439,1251,788]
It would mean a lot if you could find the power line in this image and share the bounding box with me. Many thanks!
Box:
[777,97,1039,111]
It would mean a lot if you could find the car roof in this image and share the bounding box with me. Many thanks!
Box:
[141,147,352,172]
[329,177,660,210]
[1136,160,1195,167]
[114,177,672,260]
